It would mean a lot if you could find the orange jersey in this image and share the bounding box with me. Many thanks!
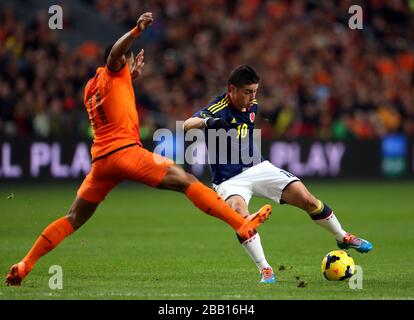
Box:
[83,64,141,161]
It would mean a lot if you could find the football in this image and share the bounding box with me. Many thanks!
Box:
[321,250,355,281]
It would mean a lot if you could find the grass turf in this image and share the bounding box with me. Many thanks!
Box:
[0,181,413,300]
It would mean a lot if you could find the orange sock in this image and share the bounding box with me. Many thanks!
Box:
[185,182,244,230]
[22,217,74,273]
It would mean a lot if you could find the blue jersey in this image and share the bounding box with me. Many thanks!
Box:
[193,93,263,185]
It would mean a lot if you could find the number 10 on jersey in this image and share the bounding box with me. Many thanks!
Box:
[237,123,248,138]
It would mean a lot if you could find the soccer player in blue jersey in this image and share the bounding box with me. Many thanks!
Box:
[183,65,373,284]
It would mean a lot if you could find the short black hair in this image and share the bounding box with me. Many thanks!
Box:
[228,64,260,87]
[103,42,133,64]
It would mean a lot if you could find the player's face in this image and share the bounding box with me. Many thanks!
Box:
[230,83,259,110]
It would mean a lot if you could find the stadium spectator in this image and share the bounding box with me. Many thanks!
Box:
[1,0,414,139]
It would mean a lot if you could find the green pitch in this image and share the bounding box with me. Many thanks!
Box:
[1,181,414,300]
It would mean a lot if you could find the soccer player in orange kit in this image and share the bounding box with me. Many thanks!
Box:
[5,12,271,286]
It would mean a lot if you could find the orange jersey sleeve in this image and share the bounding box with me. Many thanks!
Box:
[83,64,141,161]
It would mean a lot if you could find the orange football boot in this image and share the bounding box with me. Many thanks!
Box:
[5,262,28,286]
[237,204,272,239]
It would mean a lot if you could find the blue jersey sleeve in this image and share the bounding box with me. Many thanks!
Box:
[193,94,228,118]
[193,107,214,119]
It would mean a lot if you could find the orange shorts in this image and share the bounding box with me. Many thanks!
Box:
[77,145,174,203]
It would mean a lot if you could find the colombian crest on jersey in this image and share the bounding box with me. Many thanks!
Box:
[249,112,255,123]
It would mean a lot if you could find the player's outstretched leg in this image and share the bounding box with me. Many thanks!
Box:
[281,181,373,253]
[228,196,275,284]
[5,216,74,286]
[5,197,98,286]
[157,165,272,239]
[237,232,276,284]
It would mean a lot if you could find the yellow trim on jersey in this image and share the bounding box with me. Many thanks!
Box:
[212,103,228,114]
[209,99,228,114]
[207,96,227,112]
[208,96,229,113]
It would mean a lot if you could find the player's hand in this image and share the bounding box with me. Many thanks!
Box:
[205,117,233,130]
[137,12,153,32]
[131,49,145,79]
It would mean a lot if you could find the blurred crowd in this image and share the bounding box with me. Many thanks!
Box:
[1,0,414,140]
[0,6,93,138]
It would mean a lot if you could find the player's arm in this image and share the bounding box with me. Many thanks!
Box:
[107,12,153,72]
[183,117,205,131]
[183,110,232,131]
